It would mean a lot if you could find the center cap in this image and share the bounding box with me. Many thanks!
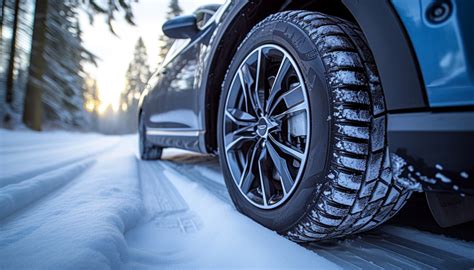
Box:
[256,118,269,138]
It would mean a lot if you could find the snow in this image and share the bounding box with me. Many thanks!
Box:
[1,130,473,269]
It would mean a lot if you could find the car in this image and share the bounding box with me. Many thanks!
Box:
[138,0,474,241]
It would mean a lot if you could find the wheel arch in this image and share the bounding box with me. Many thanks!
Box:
[202,0,427,153]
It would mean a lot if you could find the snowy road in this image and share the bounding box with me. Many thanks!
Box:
[1,130,473,269]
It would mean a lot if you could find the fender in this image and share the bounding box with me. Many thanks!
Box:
[198,0,428,152]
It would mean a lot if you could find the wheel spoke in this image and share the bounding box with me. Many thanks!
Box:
[225,108,257,126]
[225,126,257,152]
[266,56,291,113]
[273,101,307,120]
[239,65,260,116]
[254,48,266,112]
[268,84,303,116]
[266,140,294,195]
[239,141,261,193]
[257,146,272,206]
[268,134,304,160]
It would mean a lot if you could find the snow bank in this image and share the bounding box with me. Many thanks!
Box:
[0,159,94,220]
[0,134,143,269]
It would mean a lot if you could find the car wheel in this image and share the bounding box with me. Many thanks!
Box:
[217,11,411,241]
[139,114,163,160]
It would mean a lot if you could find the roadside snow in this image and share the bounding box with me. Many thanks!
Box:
[0,132,142,269]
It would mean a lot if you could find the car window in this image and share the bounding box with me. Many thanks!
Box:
[161,39,190,67]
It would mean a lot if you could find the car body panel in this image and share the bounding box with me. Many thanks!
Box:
[139,0,473,191]
[391,0,474,107]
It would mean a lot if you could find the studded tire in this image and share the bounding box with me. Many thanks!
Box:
[219,11,412,242]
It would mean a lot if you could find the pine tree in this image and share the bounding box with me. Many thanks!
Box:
[121,37,151,133]
[83,72,100,130]
[83,0,137,34]
[157,0,183,66]
[23,0,96,130]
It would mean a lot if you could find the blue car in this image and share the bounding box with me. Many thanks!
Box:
[138,0,473,241]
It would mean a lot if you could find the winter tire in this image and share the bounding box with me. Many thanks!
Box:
[139,114,163,160]
[217,11,411,241]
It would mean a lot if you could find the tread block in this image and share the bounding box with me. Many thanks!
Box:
[328,70,366,87]
[359,221,378,232]
[334,106,371,123]
[352,215,372,228]
[351,196,369,214]
[361,200,383,218]
[309,25,345,39]
[318,199,351,217]
[370,83,386,115]
[366,151,384,181]
[325,188,357,206]
[333,88,370,105]
[359,181,377,198]
[336,124,369,140]
[384,188,400,206]
[316,212,344,227]
[332,170,363,190]
[323,51,363,69]
[383,147,391,169]
[380,168,393,185]
[373,204,393,222]
[334,155,367,172]
[394,192,410,211]
[371,116,386,152]
[365,63,381,84]
[335,139,368,155]
[339,212,362,228]
[316,35,354,54]
[370,182,389,202]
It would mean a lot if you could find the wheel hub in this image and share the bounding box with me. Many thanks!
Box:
[256,118,269,138]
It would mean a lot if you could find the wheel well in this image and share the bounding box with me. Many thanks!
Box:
[204,0,356,153]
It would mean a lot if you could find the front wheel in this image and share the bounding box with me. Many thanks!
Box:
[217,11,411,241]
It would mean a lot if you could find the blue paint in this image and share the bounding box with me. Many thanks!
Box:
[391,0,474,107]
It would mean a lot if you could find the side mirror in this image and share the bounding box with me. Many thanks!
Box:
[162,15,199,39]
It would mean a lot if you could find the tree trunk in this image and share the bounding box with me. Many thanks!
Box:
[0,0,7,39]
[23,0,48,131]
[5,0,21,109]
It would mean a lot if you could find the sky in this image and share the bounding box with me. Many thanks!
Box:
[80,0,224,112]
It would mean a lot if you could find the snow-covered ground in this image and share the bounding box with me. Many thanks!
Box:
[1,130,473,269]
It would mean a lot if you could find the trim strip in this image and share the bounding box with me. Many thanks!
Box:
[146,128,203,137]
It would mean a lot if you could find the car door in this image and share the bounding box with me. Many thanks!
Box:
[144,5,220,150]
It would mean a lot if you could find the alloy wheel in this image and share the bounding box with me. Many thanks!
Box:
[223,44,310,209]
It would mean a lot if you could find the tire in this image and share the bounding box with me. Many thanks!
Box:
[217,11,411,241]
[139,114,163,160]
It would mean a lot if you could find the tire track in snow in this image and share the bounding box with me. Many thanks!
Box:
[160,154,231,204]
[0,158,95,221]
[0,137,103,155]
[137,160,188,219]
[137,159,203,235]
[0,138,119,189]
